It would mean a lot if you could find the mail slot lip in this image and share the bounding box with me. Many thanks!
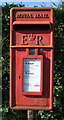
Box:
[13,21,51,25]
[21,55,43,96]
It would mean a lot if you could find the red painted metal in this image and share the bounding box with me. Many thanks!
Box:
[10,7,54,110]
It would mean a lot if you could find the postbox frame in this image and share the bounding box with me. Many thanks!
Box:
[10,7,54,110]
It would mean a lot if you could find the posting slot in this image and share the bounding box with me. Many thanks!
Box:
[13,21,51,31]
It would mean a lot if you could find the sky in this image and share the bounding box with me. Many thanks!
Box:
[0,0,63,2]
[0,0,63,7]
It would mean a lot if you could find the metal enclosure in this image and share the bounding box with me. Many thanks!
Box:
[10,7,54,110]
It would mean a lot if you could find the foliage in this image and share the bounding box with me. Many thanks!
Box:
[58,2,64,8]
[2,2,64,120]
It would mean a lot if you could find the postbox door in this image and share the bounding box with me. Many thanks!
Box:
[16,49,43,97]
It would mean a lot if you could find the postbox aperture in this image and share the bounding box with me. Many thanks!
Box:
[10,7,54,110]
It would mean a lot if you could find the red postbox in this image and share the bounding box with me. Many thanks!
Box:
[10,7,54,110]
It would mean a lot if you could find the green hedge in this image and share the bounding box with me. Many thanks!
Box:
[2,3,64,120]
